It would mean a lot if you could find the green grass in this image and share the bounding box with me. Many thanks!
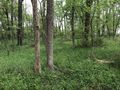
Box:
[0,38,120,90]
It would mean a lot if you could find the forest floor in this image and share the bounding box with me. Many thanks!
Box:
[0,38,120,90]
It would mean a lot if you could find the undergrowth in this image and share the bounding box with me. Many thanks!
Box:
[0,38,120,90]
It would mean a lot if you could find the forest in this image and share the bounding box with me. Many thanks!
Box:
[0,0,120,89]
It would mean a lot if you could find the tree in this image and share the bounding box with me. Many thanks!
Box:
[17,0,23,46]
[71,0,75,47]
[11,0,15,51]
[46,0,54,70]
[83,0,93,47]
[31,0,41,73]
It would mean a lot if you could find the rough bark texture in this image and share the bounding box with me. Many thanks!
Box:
[46,0,54,70]
[83,0,93,47]
[17,0,23,46]
[31,0,41,73]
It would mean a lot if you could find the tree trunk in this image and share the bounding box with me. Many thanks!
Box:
[17,0,23,46]
[101,24,105,36]
[31,0,41,73]
[83,0,93,47]
[96,0,100,37]
[105,9,111,38]
[5,9,10,40]
[11,0,15,51]
[46,0,54,70]
[90,8,95,47]
[71,5,75,48]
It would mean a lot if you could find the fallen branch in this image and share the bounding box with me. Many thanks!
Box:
[89,51,115,64]
[96,59,115,64]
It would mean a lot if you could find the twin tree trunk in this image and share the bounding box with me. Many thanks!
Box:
[31,0,41,73]
[31,0,54,72]
[18,0,23,46]
[46,0,54,70]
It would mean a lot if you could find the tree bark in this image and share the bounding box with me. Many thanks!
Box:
[31,0,41,73]
[71,5,75,48]
[5,9,10,40]
[11,0,15,51]
[96,0,100,37]
[83,0,93,47]
[17,0,23,46]
[46,0,54,70]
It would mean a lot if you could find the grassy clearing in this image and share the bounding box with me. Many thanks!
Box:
[0,39,120,90]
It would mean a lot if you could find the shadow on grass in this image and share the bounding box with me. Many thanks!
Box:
[109,61,120,69]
